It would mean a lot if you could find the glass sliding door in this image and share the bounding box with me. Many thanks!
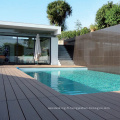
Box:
[35,37,51,64]
[0,36,17,64]
[0,35,51,65]
[17,37,34,64]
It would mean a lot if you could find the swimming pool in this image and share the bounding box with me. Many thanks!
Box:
[20,68,120,95]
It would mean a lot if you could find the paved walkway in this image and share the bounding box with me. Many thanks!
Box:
[0,65,120,120]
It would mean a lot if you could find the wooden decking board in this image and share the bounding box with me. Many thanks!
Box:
[0,66,120,120]
[2,68,17,101]
[8,100,25,120]
[10,67,120,118]
[0,85,6,101]
[16,76,48,98]
[14,78,37,99]
[106,92,120,98]
[7,68,65,119]
[74,95,120,119]
[13,70,76,120]
[79,94,120,112]
[29,98,57,120]
[13,70,74,120]
[48,96,89,120]
[0,101,9,120]
[3,68,26,120]
[8,79,27,100]
[16,69,62,97]
[62,95,117,119]
[13,68,56,98]
[0,69,7,102]
[16,68,62,96]
[40,97,73,120]
[98,92,120,103]
[59,96,104,120]
[90,93,120,107]
[18,99,41,120]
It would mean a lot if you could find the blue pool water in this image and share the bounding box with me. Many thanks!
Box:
[20,68,120,95]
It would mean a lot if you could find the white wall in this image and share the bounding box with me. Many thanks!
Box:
[51,37,58,65]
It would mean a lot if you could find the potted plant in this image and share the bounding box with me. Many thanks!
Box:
[90,24,98,32]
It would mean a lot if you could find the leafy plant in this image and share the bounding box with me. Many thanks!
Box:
[95,1,114,29]
[80,27,90,35]
[105,4,120,26]
[90,24,98,32]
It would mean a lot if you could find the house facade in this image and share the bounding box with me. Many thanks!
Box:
[0,21,61,65]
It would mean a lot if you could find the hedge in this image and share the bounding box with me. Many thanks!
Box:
[57,27,90,40]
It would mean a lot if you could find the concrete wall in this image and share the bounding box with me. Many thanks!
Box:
[51,37,58,65]
[73,24,120,74]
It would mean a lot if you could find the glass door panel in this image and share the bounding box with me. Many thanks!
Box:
[35,37,50,64]
[0,36,17,64]
[18,37,34,64]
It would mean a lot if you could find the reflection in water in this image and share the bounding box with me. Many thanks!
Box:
[51,71,59,92]
[24,69,120,95]
[58,71,60,77]
[34,73,38,80]
[25,70,103,95]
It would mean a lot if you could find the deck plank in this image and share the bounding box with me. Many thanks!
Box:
[40,97,73,120]
[59,96,114,119]
[0,69,6,101]
[8,100,25,120]
[2,68,16,101]
[0,101,9,120]
[29,98,57,120]
[48,96,89,120]
[16,68,62,96]
[19,99,41,120]
[75,95,120,119]
[1,66,120,120]
[7,68,71,119]
[79,94,120,112]
[3,68,26,120]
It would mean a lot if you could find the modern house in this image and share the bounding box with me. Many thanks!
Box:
[0,21,61,65]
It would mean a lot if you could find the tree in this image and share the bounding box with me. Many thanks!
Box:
[47,0,72,31]
[75,20,82,30]
[105,4,120,26]
[95,2,114,29]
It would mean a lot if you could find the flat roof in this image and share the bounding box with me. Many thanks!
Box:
[0,21,61,35]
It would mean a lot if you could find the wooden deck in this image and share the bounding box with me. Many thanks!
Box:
[0,65,120,120]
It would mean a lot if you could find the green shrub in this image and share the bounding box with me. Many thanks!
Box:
[80,27,90,35]
[57,28,89,40]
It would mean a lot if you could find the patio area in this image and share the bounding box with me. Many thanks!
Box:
[0,65,120,120]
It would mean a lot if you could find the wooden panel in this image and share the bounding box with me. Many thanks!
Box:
[8,100,25,120]
[2,69,16,101]
[49,96,89,120]
[29,98,57,120]
[0,101,9,120]
[19,99,41,120]
[40,98,73,120]
[58,96,105,120]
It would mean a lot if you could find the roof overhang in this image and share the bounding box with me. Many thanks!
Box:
[0,21,61,36]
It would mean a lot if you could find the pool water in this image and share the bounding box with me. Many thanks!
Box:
[20,68,120,95]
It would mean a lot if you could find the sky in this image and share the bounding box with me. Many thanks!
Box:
[0,0,119,31]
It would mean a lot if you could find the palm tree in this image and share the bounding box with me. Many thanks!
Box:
[47,0,72,31]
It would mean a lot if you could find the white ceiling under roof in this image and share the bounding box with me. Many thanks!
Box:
[0,21,61,35]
